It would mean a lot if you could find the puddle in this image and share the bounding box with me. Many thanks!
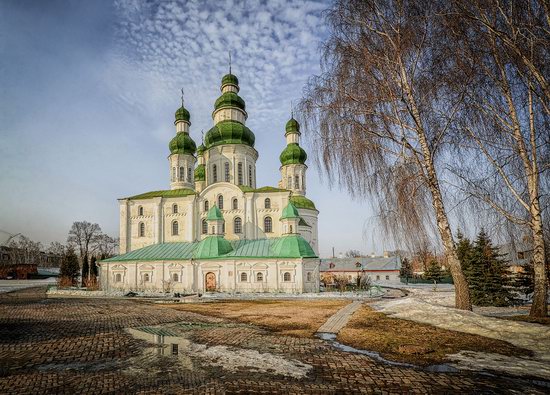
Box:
[316,332,458,372]
[125,322,312,378]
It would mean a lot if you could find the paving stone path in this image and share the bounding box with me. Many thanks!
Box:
[317,300,362,334]
[0,287,547,394]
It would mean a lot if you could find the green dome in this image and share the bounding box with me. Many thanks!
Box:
[279,143,307,165]
[206,205,224,221]
[169,132,196,155]
[285,118,300,135]
[194,236,233,258]
[204,120,255,149]
[221,73,239,87]
[197,144,206,155]
[194,164,205,181]
[281,202,300,220]
[270,235,317,258]
[214,92,246,111]
[175,106,190,122]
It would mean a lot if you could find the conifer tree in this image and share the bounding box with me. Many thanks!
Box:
[456,230,473,274]
[514,260,535,300]
[81,254,89,287]
[424,259,444,283]
[399,258,413,279]
[90,256,98,277]
[60,247,80,285]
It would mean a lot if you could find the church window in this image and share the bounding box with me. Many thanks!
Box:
[295,175,299,189]
[173,204,178,214]
[222,222,225,233]
[218,195,224,209]
[212,226,215,234]
[172,221,179,236]
[115,273,122,283]
[179,166,184,181]
[264,216,272,233]
[248,165,252,186]
[224,162,230,182]
[287,176,292,188]
[139,222,145,237]
[307,272,312,282]
[234,217,242,234]
[238,163,243,185]
[171,344,178,355]
[172,273,179,282]
[172,167,176,182]
[240,272,248,282]
[138,206,144,216]
[143,273,150,282]
[212,164,218,182]
[283,272,291,282]
[264,198,271,209]
[386,275,390,280]
[232,198,238,210]
[256,272,264,282]
[204,200,209,212]
[188,167,192,182]
[289,225,293,233]
[201,219,207,234]
[302,174,305,189]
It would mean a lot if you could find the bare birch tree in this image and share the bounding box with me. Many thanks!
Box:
[444,0,549,317]
[299,0,472,309]
[67,221,102,263]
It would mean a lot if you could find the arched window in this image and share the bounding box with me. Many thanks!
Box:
[115,273,122,283]
[179,166,184,181]
[306,272,312,282]
[172,220,179,236]
[139,222,145,237]
[248,165,253,186]
[234,217,242,234]
[240,272,247,282]
[138,206,144,216]
[256,272,264,282]
[212,164,218,182]
[218,195,224,209]
[201,219,208,234]
[222,222,225,234]
[287,176,292,188]
[172,167,176,182]
[264,216,272,233]
[283,272,291,282]
[302,174,305,189]
[143,273,150,282]
[264,198,271,209]
[204,200,209,212]
[224,162,230,182]
[295,175,300,189]
[238,162,243,185]
[172,273,179,282]
[188,167,192,182]
[289,225,293,233]
[232,198,238,210]
[173,204,178,214]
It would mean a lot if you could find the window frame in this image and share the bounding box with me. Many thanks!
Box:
[232,198,238,210]
[256,272,264,282]
[204,200,209,212]
[238,162,243,185]
[240,272,248,282]
[201,219,208,235]
[264,216,273,233]
[218,195,224,209]
[172,204,178,214]
[224,162,230,182]
[139,222,145,237]
[234,217,242,234]
[172,220,179,236]
[179,166,184,181]
[212,164,218,183]
[283,272,291,282]
[264,198,271,209]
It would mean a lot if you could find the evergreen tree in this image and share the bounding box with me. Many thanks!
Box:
[81,254,89,287]
[399,257,413,279]
[456,230,474,274]
[514,260,535,299]
[424,259,444,283]
[90,256,98,277]
[467,229,515,306]
[60,247,80,285]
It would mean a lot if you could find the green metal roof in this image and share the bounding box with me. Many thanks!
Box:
[175,106,190,122]
[290,195,317,211]
[214,92,246,111]
[169,132,196,155]
[206,205,224,220]
[221,73,239,87]
[102,236,317,262]
[204,120,255,149]
[285,118,300,135]
[281,202,300,219]
[299,218,311,227]
[238,186,289,193]
[194,236,233,258]
[124,189,196,200]
[280,143,307,165]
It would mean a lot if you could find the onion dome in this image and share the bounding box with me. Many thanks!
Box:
[214,92,246,111]
[281,202,300,220]
[169,133,196,155]
[204,120,255,149]
[194,164,205,181]
[197,143,206,156]
[285,118,300,135]
[175,106,190,123]
[221,73,239,89]
[279,143,307,166]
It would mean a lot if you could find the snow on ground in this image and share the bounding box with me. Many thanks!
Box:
[0,278,56,294]
[371,286,550,379]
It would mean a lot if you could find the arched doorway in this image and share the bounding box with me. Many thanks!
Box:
[205,272,216,292]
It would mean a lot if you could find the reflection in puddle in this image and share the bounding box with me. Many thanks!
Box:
[317,332,459,373]
[126,322,312,379]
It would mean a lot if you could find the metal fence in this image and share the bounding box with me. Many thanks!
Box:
[400,276,454,284]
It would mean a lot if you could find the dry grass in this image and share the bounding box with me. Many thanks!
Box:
[167,299,349,337]
[503,315,550,326]
[338,306,532,366]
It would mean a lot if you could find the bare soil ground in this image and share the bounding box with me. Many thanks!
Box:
[167,299,349,337]
[338,305,532,365]
[503,314,550,326]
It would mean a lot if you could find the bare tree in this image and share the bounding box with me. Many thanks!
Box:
[8,235,42,266]
[93,234,119,258]
[345,249,362,258]
[299,0,472,309]
[444,0,549,317]
[67,221,102,263]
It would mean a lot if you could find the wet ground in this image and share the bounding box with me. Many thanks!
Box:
[0,287,547,394]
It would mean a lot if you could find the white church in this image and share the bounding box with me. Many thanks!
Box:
[99,72,320,294]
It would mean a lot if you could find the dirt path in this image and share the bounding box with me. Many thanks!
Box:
[317,300,362,334]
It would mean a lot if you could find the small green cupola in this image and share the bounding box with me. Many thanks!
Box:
[285,117,300,136]
[279,143,307,166]
[280,202,301,234]
[175,106,190,123]
[206,205,225,235]
[221,73,239,91]
[169,133,197,155]
[279,115,308,195]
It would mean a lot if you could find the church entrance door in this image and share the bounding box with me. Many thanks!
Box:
[205,272,216,292]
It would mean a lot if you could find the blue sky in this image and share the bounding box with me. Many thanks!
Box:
[0,0,383,257]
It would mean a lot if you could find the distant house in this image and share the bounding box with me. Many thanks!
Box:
[0,246,37,279]
[499,242,533,274]
[320,255,402,286]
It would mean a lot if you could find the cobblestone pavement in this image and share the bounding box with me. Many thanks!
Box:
[0,288,547,394]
